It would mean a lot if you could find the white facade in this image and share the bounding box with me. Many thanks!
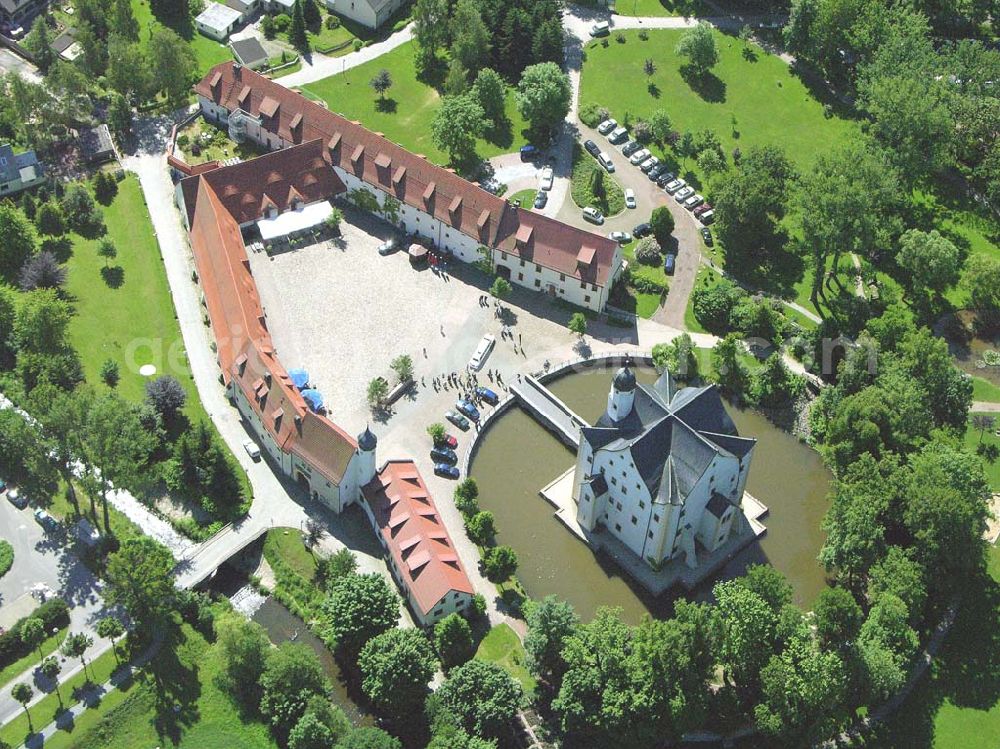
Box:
[195,1,242,40]
[493,249,616,312]
[324,0,404,30]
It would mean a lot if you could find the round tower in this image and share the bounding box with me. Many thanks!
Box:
[357,425,378,486]
[606,364,636,422]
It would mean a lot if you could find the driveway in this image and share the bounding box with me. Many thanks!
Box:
[0,47,39,83]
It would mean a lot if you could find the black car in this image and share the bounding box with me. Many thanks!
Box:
[700,227,714,246]
[647,164,667,180]
[633,222,652,238]
[533,190,548,209]
[656,172,676,187]
[430,446,458,464]
[583,139,601,157]
[621,140,641,156]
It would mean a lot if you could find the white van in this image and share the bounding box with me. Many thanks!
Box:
[468,334,496,370]
[598,152,615,172]
[590,21,610,37]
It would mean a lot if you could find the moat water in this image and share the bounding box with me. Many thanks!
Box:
[471,365,832,624]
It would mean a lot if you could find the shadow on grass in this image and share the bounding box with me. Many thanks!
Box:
[149,627,201,746]
[680,66,727,103]
[647,82,661,98]
[374,97,397,114]
[483,117,514,150]
[100,266,124,288]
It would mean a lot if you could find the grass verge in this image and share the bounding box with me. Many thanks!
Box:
[0,627,67,691]
[474,623,536,697]
[570,144,625,217]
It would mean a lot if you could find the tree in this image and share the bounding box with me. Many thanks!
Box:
[107,36,151,103]
[427,422,447,445]
[369,69,393,102]
[962,254,1000,312]
[867,546,926,624]
[147,27,198,104]
[367,377,389,407]
[464,510,495,545]
[472,68,506,127]
[451,0,491,74]
[711,334,749,394]
[454,479,480,516]
[634,236,662,266]
[61,633,94,680]
[322,573,399,654]
[289,0,310,51]
[712,579,779,692]
[749,353,803,408]
[260,643,331,738]
[675,23,718,76]
[111,0,140,40]
[20,617,45,658]
[359,627,436,719]
[302,0,321,27]
[60,184,103,236]
[144,375,186,420]
[35,202,65,237]
[649,205,675,246]
[515,62,571,139]
[860,594,918,663]
[11,683,33,729]
[19,252,66,292]
[291,696,351,749]
[96,616,125,665]
[108,92,134,137]
[435,613,474,670]
[431,95,485,163]
[389,354,413,383]
[489,276,511,302]
[482,545,517,582]
[97,239,117,267]
[973,414,997,444]
[813,586,863,649]
[0,202,38,282]
[105,537,175,629]
[24,16,54,73]
[897,229,961,298]
[438,659,522,739]
[698,148,727,177]
[335,727,402,749]
[93,172,118,206]
[652,333,698,380]
[412,0,448,65]
[524,595,578,684]
[214,611,271,707]
[39,656,62,708]
[649,109,672,146]
[643,57,656,77]
[568,312,587,338]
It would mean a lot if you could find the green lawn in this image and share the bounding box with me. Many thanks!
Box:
[580,29,857,183]
[508,189,537,207]
[610,0,704,15]
[570,144,625,216]
[301,41,530,167]
[474,623,536,697]
[965,413,1000,491]
[972,376,1000,403]
[63,176,207,427]
[264,528,317,581]
[17,619,279,749]
[684,264,713,334]
[262,528,326,622]
[0,627,67,691]
[132,0,234,75]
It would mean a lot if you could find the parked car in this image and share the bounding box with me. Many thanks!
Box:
[633,222,652,237]
[663,253,676,275]
[434,464,461,479]
[656,172,676,187]
[435,432,459,449]
[6,487,27,509]
[476,386,499,405]
[446,410,471,431]
[699,209,715,224]
[0,478,6,493]
[456,399,481,422]
[664,179,685,193]
[647,164,668,180]
[628,149,651,165]
[608,126,628,143]
[377,237,398,255]
[693,203,712,217]
[639,156,659,173]
[598,152,615,172]
[34,509,59,532]
[624,188,636,209]
[621,140,642,156]
[539,166,554,191]
[684,194,705,210]
[468,334,496,370]
[430,446,458,464]
[533,190,548,209]
[584,139,601,157]
[597,118,617,135]
[582,206,605,224]
[242,438,261,460]
[519,144,539,161]
[590,20,610,37]
[608,231,632,244]
[674,186,695,202]
[700,227,714,246]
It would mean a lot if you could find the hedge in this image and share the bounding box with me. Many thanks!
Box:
[0,540,12,578]
[0,598,70,667]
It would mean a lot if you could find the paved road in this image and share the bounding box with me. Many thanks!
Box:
[972,401,1000,413]
[0,48,39,83]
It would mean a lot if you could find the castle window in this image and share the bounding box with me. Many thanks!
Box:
[615,523,622,532]
[535,264,541,272]
[653,514,660,523]
[560,273,565,281]
[534,279,541,288]
[639,501,645,509]
[615,501,622,511]
[518,273,524,281]
[631,516,637,525]
[648,531,654,539]
[520,259,525,267]
[501,252,508,260]
[610,477,617,486]
[585,295,591,303]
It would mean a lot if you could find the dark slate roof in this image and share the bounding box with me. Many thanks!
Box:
[706,491,732,518]
[358,426,377,451]
[78,125,114,161]
[699,431,756,460]
[580,426,619,450]
[613,365,636,393]
[231,37,268,66]
[670,386,738,436]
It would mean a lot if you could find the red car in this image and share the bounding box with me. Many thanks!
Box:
[693,203,713,218]
[439,433,458,449]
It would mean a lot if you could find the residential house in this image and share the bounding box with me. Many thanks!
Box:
[195,1,242,40]
[323,0,404,30]
[0,143,44,197]
[230,37,269,69]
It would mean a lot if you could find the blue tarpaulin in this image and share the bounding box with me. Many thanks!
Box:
[288,368,309,389]
[301,389,324,412]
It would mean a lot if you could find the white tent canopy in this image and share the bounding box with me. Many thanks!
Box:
[257,201,333,242]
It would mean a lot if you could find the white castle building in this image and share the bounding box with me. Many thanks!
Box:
[571,366,757,570]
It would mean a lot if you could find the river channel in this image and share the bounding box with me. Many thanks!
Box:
[471,365,832,624]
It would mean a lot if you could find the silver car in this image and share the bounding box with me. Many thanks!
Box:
[674,186,695,202]
[628,149,651,165]
[664,179,685,194]
[684,194,705,210]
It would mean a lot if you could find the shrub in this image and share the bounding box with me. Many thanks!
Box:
[579,102,609,128]
[100,358,120,387]
[0,599,70,668]
[649,206,675,246]
[176,134,190,147]
[0,540,12,578]
[634,236,661,265]
[692,279,746,333]
[632,120,652,144]
[325,13,340,28]
[353,39,363,51]
[631,275,668,295]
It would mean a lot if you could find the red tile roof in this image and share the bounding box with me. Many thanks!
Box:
[364,461,474,617]
[183,142,357,484]
[194,62,620,288]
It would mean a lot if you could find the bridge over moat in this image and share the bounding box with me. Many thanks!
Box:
[509,374,590,448]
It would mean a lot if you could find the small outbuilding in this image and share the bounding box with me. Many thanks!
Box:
[230,36,269,69]
[195,1,242,41]
[323,0,404,30]
[77,125,115,163]
[0,143,44,196]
